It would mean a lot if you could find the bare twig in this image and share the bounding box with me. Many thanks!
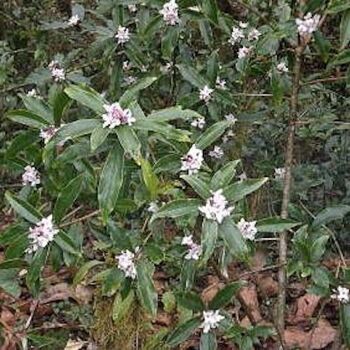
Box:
[59,210,100,228]
[236,263,285,279]
[303,76,347,86]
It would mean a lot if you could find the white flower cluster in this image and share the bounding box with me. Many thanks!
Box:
[274,167,286,180]
[199,85,214,103]
[228,27,244,46]
[159,0,180,26]
[332,286,349,304]
[116,249,138,279]
[191,117,206,129]
[27,215,59,254]
[22,165,40,187]
[199,189,234,224]
[68,14,80,26]
[200,310,224,333]
[102,102,135,128]
[128,4,137,13]
[48,60,65,82]
[237,218,257,241]
[181,235,202,260]
[181,144,203,175]
[40,125,59,144]
[277,62,288,73]
[209,146,224,159]
[238,46,252,59]
[296,13,320,37]
[115,26,130,44]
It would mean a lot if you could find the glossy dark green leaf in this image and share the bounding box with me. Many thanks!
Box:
[341,304,350,347]
[210,160,240,190]
[209,282,242,309]
[7,109,50,129]
[312,205,350,228]
[141,158,159,199]
[340,10,350,49]
[0,269,21,297]
[201,219,218,264]
[167,317,202,347]
[54,231,80,256]
[26,248,48,296]
[202,0,219,24]
[115,126,141,164]
[98,145,124,221]
[5,192,42,224]
[112,290,135,323]
[136,260,158,317]
[52,90,70,125]
[147,107,202,122]
[6,130,38,158]
[196,121,230,149]
[223,178,268,202]
[21,95,53,123]
[53,175,83,223]
[161,26,179,59]
[73,260,104,286]
[181,174,211,199]
[176,291,205,312]
[90,125,110,151]
[200,332,217,350]
[256,217,300,233]
[177,64,208,88]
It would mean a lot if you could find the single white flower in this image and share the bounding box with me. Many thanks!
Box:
[181,144,203,175]
[222,130,234,143]
[274,167,286,180]
[216,77,227,90]
[248,28,261,41]
[238,172,247,182]
[116,250,137,279]
[296,13,320,37]
[48,61,66,82]
[128,4,137,13]
[26,215,59,254]
[199,85,214,103]
[331,286,349,304]
[122,61,132,71]
[229,27,244,46]
[68,14,80,26]
[239,22,248,28]
[277,62,289,73]
[40,125,59,144]
[22,165,40,187]
[225,114,238,124]
[191,117,206,129]
[200,310,225,333]
[124,76,137,85]
[148,201,159,213]
[161,62,173,74]
[238,46,252,59]
[26,88,38,97]
[181,235,194,246]
[159,0,180,26]
[209,146,224,159]
[199,189,234,224]
[101,102,135,128]
[237,218,257,241]
[115,26,130,44]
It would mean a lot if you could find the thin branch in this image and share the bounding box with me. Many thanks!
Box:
[303,76,347,86]
[59,210,100,228]
[236,263,285,279]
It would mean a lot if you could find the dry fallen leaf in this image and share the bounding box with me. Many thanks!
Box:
[64,339,88,350]
[238,284,262,323]
[257,276,278,297]
[294,293,321,323]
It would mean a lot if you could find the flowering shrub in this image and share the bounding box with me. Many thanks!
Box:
[1,0,350,349]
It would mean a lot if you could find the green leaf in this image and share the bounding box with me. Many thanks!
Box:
[167,317,202,347]
[150,199,201,222]
[224,178,268,202]
[327,1,350,14]
[53,175,83,223]
[202,0,219,24]
[0,269,21,297]
[177,64,208,88]
[329,49,350,67]
[112,290,135,323]
[196,121,230,149]
[136,260,158,317]
[54,231,80,256]
[90,125,110,151]
[256,217,300,233]
[115,126,141,164]
[6,130,38,158]
[7,109,50,128]
[201,219,218,264]
[181,260,196,291]
[26,248,48,296]
[181,175,211,199]
[119,76,158,107]
[141,158,159,199]
[162,26,179,60]
[147,107,203,122]
[5,192,42,224]
[200,332,217,350]
[73,260,104,285]
[52,90,70,125]
[176,291,205,312]
[21,95,53,123]
[340,10,350,49]
[219,219,248,260]
[210,160,240,190]
[341,304,350,347]
[50,119,101,145]
[209,282,242,309]
[98,145,124,221]
[0,259,26,269]
[207,51,219,84]
[101,267,124,296]
[312,205,350,228]
[314,31,331,62]
[64,84,106,113]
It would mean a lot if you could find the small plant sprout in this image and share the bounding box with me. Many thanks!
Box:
[199,189,234,224]
[331,286,350,304]
[22,165,40,187]
[237,218,257,241]
[48,60,66,82]
[68,14,80,26]
[200,310,225,333]
[26,215,59,254]
[191,117,206,129]
[181,235,202,260]
[159,0,180,26]
[209,146,224,159]
[181,144,203,175]
[101,102,135,128]
[115,26,130,44]
[277,62,289,73]
[199,85,214,103]
[296,13,320,37]
[116,249,138,279]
